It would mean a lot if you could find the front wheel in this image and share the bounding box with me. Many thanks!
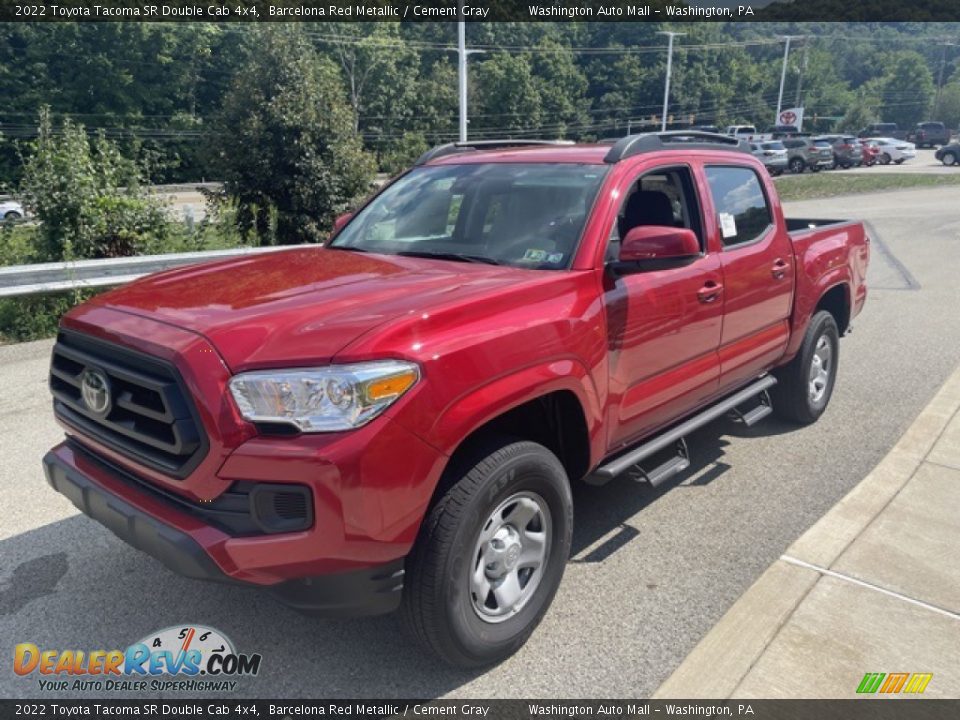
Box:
[3,211,22,221]
[772,310,840,425]
[789,158,805,174]
[942,152,957,167]
[402,438,573,668]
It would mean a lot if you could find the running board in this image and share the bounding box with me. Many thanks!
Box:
[587,375,778,485]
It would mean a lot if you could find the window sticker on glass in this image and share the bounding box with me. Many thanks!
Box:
[719,212,738,239]
[523,249,548,262]
[546,252,564,264]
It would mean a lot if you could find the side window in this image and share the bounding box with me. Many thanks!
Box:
[607,166,705,262]
[704,166,772,248]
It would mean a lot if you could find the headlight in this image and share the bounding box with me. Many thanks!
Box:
[228,361,420,432]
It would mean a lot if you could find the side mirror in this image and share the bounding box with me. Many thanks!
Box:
[332,212,353,234]
[613,226,700,273]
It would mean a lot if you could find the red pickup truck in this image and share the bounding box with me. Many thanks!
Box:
[43,133,869,668]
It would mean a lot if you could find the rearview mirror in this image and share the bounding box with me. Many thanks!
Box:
[612,226,700,274]
[332,212,353,234]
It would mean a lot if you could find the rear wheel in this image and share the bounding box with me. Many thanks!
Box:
[789,157,805,174]
[879,153,891,165]
[942,152,957,167]
[402,437,573,668]
[3,211,21,221]
[772,310,840,425]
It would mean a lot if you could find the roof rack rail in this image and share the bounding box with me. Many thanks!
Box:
[604,131,748,163]
[415,139,575,165]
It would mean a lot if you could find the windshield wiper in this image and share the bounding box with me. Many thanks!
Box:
[395,250,501,266]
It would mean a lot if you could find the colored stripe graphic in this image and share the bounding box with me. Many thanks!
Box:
[903,673,933,694]
[880,673,909,693]
[857,673,885,693]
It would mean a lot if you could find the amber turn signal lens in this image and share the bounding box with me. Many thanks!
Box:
[364,370,418,402]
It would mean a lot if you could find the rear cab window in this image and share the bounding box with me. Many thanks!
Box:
[704,166,773,248]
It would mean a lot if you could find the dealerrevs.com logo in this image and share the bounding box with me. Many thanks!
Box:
[14,625,262,693]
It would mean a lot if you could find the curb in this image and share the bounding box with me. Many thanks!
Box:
[653,364,960,699]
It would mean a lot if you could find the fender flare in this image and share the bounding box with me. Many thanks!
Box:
[425,358,605,470]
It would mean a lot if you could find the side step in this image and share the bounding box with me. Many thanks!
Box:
[587,375,778,486]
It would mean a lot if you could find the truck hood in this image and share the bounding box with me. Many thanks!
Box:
[88,247,544,370]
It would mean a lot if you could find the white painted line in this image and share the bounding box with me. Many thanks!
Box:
[780,554,960,622]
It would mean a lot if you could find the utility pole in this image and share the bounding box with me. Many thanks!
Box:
[776,35,803,123]
[934,41,958,118]
[795,41,809,108]
[657,31,685,132]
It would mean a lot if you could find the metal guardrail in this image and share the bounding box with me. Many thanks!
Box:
[0,244,309,298]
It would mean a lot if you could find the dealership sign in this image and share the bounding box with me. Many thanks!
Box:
[778,107,804,130]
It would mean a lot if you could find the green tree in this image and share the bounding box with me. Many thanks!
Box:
[210,26,375,245]
[473,53,543,135]
[880,51,935,127]
[18,107,172,261]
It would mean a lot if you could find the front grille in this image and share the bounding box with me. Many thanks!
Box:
[50,330,208,478]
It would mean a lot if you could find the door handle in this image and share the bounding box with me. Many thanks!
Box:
[771,259,790,280]
[697,281,723,303]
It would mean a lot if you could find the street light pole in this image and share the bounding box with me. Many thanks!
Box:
[934,41,958,118]
[457,16,485,142]
[458,19,468,142]
[776,35,802,124]
[657,31,685,132]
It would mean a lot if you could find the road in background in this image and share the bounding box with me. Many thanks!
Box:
[2,186,959,698]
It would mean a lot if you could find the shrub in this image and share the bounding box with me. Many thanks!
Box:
[17,107,174,261]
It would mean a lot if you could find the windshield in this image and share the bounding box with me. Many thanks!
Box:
[331,163,608,270]
[763,142,785,150]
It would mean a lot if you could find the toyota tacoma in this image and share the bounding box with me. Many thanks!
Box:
[43,132,869,667]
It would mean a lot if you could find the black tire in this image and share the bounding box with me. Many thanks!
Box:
[894,159,905,165]
[402,437,573,668]
[3,211,21,221]
[879,153,891,165]
[772,310,840,425]
[789,158,805,174]
[942,152,957,167]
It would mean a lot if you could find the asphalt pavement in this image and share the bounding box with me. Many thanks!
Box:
[2,186,960,699]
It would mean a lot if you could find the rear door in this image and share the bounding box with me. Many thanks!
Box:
[702,164,795,392]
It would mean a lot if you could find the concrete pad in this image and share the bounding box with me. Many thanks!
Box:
[733,575,960,698]
[928,410,960,470]
[785,450,920,568]
[653,560,819,699]
[831,462,960,614]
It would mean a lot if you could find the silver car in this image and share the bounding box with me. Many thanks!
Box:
[750,141,789,175]
[0,199,24,221]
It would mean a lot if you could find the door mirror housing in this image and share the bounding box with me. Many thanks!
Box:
[612,226,700,274]
[332,212,353,234]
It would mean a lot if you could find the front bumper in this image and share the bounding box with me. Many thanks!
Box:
[42,438,425,617]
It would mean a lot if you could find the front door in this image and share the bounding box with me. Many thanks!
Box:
[604,164,723,450]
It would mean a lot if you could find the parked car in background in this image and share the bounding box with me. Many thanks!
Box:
[866,137,916,165]
[935,141,960,166]
[765,125,802,139]
[909,122,950,148]
[726,125,757,140]
[0,199,24,221]
[857,123,905,140]
[750,141,788,175]
[782,137,834,173]
[817,135,861,169]
[856,139,881,166]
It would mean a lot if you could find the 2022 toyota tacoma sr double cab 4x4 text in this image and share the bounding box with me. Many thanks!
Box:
[43,132,869,667]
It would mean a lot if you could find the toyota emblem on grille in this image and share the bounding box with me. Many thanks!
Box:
[80,367,111,415]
